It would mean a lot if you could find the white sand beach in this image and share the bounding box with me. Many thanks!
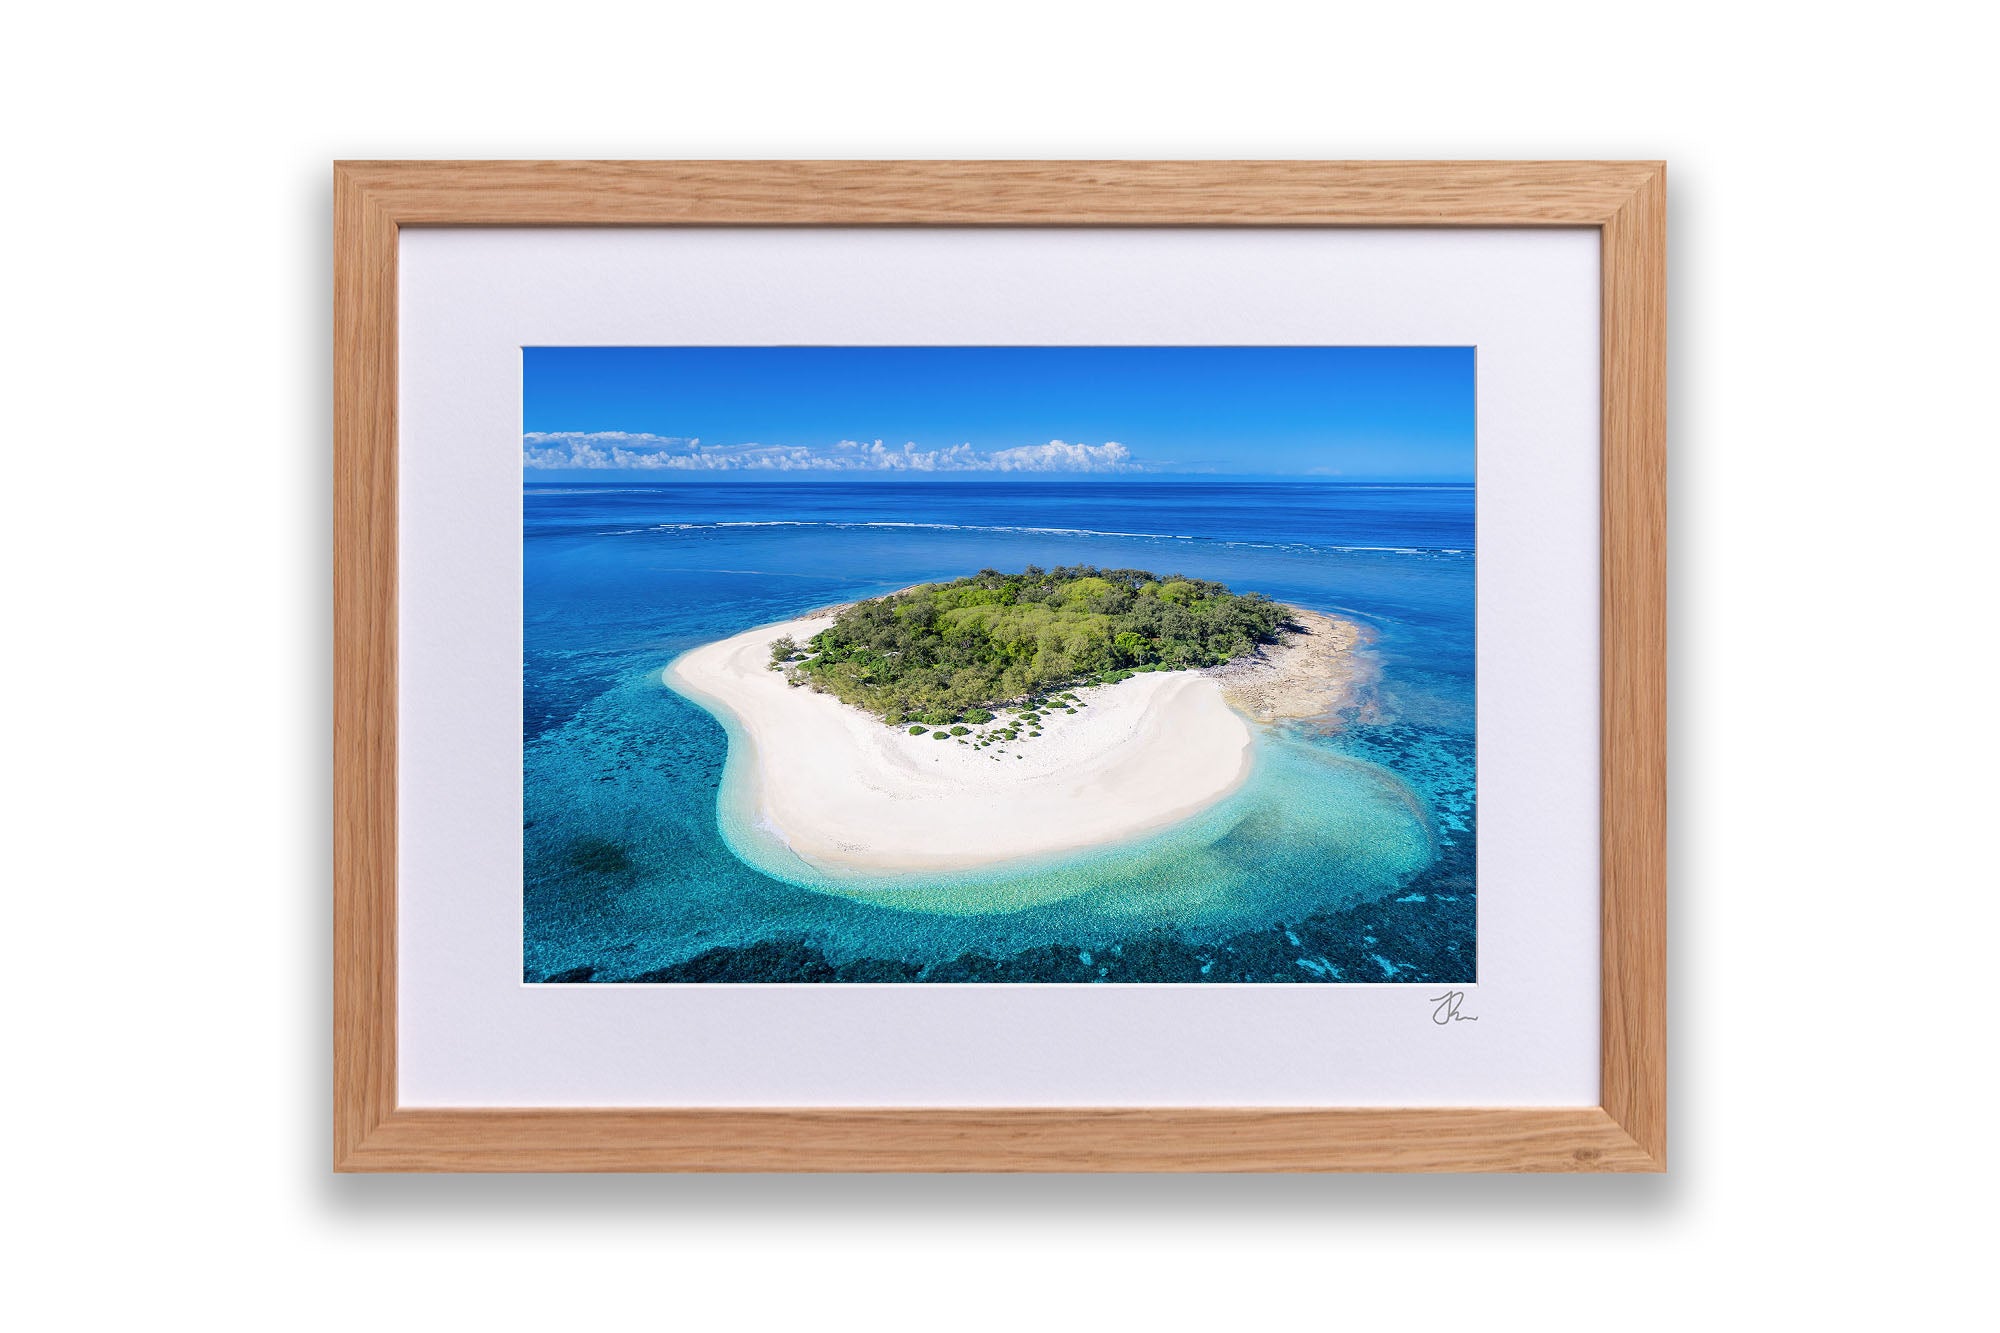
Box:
[666,614,1258,874]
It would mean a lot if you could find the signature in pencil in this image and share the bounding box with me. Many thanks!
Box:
[1430,990,1479,1025]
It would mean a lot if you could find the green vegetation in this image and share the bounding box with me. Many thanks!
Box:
[780,566,1290,725]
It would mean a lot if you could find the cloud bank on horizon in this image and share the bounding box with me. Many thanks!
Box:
[523,432,1139,474]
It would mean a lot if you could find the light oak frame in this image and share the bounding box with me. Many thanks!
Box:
[335,160,1665,1172]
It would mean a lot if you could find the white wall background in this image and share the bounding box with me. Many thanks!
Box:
[3,3,1989,1328]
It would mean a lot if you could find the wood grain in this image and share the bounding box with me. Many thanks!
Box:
[1599,164,1669,1166]
[333,160,1667,1172]
[341,1107,1656,1173]
[334,159,1659,227]
[332,166,399,1163]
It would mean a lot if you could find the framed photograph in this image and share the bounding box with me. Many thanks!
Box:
[335,160,1664,1171]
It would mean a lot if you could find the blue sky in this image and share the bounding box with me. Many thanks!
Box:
[524,346,1473,481]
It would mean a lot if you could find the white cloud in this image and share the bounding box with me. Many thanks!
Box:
[520,432,703,470]
[523,433,1142,474]
[986,440,1133,472]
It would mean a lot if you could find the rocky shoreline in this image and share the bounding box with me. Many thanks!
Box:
[1207,606,1372,725]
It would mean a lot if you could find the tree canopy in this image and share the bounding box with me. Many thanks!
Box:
[784,565,1292,726]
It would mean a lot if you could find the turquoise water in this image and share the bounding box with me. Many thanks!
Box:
[524,481,1475,983]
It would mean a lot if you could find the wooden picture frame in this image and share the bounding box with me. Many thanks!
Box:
[334,160,1665,1172]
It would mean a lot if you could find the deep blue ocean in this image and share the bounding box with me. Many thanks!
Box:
[524,481,1475,983]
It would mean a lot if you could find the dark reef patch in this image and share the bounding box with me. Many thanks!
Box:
[564,837,634,876]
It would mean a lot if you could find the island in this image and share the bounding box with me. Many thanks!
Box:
[666,566,1365,875]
